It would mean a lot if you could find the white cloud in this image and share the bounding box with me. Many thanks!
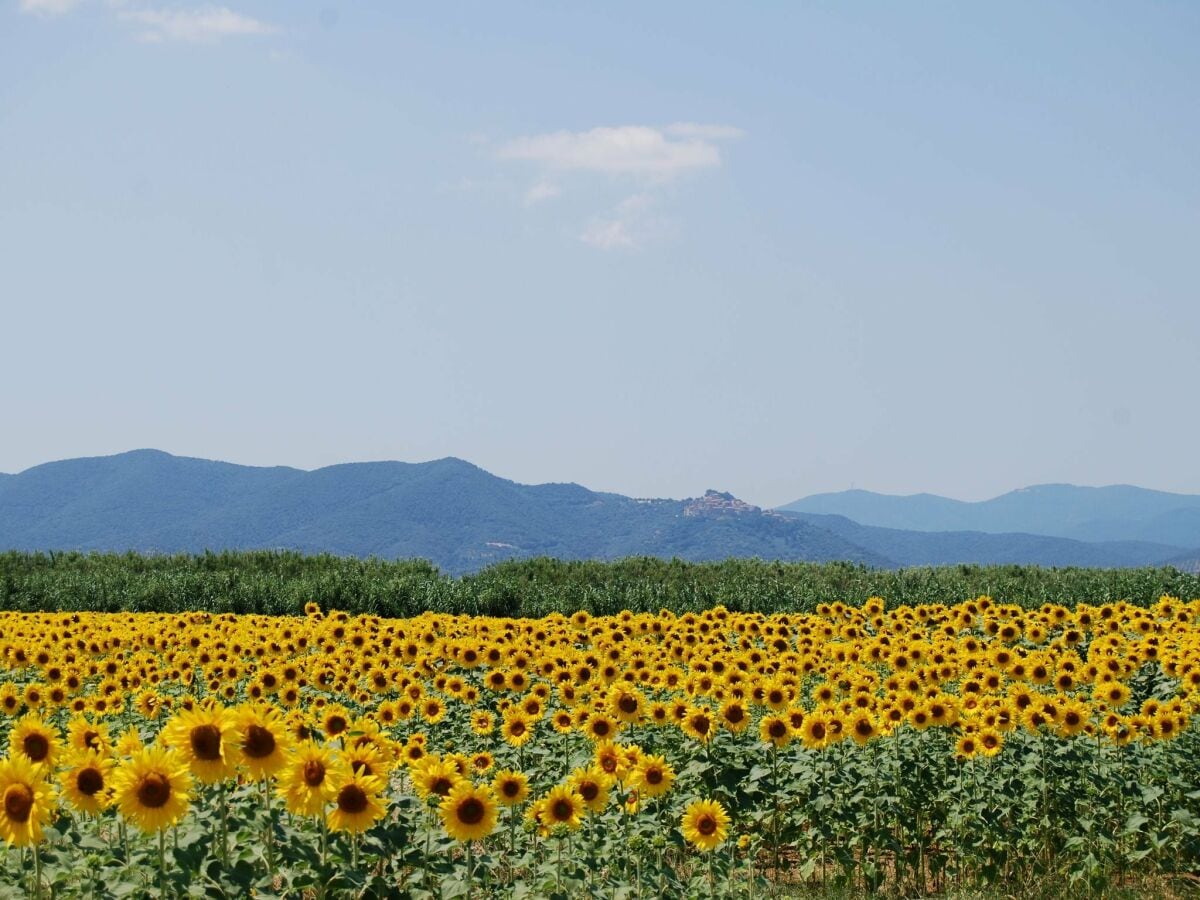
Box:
[19,0,80,15]
[120,5,277,43]
[498,124,739,180]
[523,181,560,205]
[495,123,739,250]
[580,218,635,250]
[579,193,670,251]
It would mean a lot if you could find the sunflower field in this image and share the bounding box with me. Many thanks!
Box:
[0,596,1198,898]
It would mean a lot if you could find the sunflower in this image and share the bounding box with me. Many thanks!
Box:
[440,782,499,842]
[540,785,584,831]
[277,741,347,817]
[160,705,235,784]
[759,714,792,748]
[849,712,879,746]
[115,726,144,758]
[978,729,1004,757]
[680,706,715,744]
[681,798,730,852]
[609,687,644,724]
[583,712,620,742]
[321,704,352,739]
[412,757,463,800]
[799,712,830,750]
[344,742,391,780]
[492,769,529,807]
[955,732,981,760]
[470,751,494,775]
[66,717,112,756]
[632,754,675,799]
[593,741,628,780]
[9,713,59,768]
[327,769,387,834]
[501,713,535,748]
[420,696,447,725]
[470,711,495,736]
[231,703,290,780]
[112,745,193,833]
[567,766,612,813]
[1055,701,1090,739]
[59,749,114,816]
[0,754,53,847]
[720,700,750,734]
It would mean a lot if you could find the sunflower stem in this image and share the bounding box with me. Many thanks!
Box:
[556,835,564,895]
[262,779,275,876]
[219,782,229,869]
[32,843,42,900]
[158,827,166,897]
[465,840,474,899]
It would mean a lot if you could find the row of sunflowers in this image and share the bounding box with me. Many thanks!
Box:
[0,596,1197,896]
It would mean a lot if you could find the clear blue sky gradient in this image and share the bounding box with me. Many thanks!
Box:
[2,2,1198,506]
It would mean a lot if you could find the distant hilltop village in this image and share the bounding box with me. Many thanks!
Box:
[683,490,780,518]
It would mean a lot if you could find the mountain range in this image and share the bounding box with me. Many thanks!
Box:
[0,450,1197,574]
[779,484,1200,549]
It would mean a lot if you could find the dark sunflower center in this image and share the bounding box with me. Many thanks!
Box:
[457,797,485,825]
[352,760,372,777]
[810,723,827,740]
[580,782,599,801]
[303,760,326,787]
[551,799,573,821]
[855,720,873,736]
[431,777,453,797]
[768,691,783,704]
[769,721,788,739]
[337,784,369,815]
[509,722,526,736]
[725,707,744,723]
[243,725,276,759]
[592,721,611,736]
[22,733,50,763]
[618,696,638,714]
[327,716,347,735]
[501,780,520,797]
[691,716,711,735]
[645,769,663,785]
[4,784,33,823]
[76,767,105,796]
[698,815,717,836]
[190,725,222,761]
[83,730,101,750]
[137,773,171,809]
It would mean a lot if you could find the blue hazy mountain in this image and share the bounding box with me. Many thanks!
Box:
[779,484,1200,548]
[0,450,888,573]
[776,511,1185,569]
[0,451,1194,573]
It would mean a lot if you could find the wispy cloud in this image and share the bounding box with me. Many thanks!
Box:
[580,193,673,251]
[523,181,561,206]
[119,6,277,43]
[495,123,740,250]
[498,124,738,180]
[20,0,278,43]
[18,0,80,15]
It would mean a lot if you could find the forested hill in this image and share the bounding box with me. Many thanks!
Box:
[0,450,885,573]
[1,450,1195,574]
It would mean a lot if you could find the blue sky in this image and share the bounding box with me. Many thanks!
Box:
[2,2,1198,506]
